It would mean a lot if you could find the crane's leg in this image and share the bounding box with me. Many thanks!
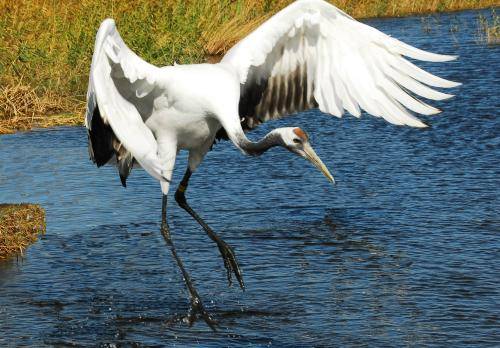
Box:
[174,168,245,290]
[160,195,217,330]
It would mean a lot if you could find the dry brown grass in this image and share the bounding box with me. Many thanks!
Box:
[0,204,46,260]
[0,78,82,134]
[201,0,289,56]
[0,0,497,134]
[477,9,499,44]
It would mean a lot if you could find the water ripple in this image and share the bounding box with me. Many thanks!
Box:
[1,9,499,347]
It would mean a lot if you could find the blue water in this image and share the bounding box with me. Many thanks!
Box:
[0,9,499,347]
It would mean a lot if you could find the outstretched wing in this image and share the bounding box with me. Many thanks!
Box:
[86,19,167,183]
[219,0,460,136]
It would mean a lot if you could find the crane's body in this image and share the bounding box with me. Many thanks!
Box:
[133,63,240,192]
[143,63,237,150]
[151,66,228,150]
[85,0,460,330]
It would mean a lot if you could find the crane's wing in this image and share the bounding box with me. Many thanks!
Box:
[86,19,167,183]
[219,0,460,136]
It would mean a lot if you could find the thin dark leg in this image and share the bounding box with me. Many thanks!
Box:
[175,169,245,290]
[160,195,217,331]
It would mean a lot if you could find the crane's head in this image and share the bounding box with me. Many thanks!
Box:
[279,127,335,184]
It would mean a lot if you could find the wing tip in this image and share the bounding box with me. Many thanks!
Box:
[396,40,460,63]
[437,92,456,100]
[407,115,431,128]
[415,120,430,128]
[95,19,117,44]
[120,174,127,188]
[437,54,459,62]
[449,81,462,88]
[101,18,116,29]
[438,80,461,89]
[427,107,441,116]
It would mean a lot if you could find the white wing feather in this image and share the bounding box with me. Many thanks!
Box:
[85,19,166,181]
[222,0,460,129]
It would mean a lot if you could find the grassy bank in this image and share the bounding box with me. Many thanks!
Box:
[0,0,498,134]
[0,204,46,260]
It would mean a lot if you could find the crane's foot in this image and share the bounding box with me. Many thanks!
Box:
[217,239,245,290]
[184,292,218,331]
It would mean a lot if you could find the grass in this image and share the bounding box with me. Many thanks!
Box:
[0,0,498,134]
[477,9,499,44]
[0,204,46,260]
[0,81,81,134]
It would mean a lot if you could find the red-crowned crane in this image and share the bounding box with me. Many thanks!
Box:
[85,0,460,330]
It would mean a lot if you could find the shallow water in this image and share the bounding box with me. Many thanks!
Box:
[0,9,499,347]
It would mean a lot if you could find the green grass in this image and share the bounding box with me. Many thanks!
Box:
[0,0,498,133]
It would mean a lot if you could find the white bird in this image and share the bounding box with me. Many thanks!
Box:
[85,0,459,329]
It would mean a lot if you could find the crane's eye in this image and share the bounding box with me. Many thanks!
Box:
[293,138,302,144]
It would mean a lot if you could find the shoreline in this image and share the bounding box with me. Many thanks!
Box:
[0,5,498,135]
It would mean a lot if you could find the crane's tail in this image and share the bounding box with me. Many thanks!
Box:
[87,104,135,187]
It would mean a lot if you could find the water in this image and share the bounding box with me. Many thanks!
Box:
[0,9,499,347]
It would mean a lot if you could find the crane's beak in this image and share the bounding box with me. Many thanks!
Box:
[301,143,335,184]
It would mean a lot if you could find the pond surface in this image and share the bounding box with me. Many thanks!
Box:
[0,9,499,347]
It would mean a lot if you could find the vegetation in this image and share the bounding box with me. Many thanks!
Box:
[477,9,499,44]
[0,204,46,260]
[0,0,498,133]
